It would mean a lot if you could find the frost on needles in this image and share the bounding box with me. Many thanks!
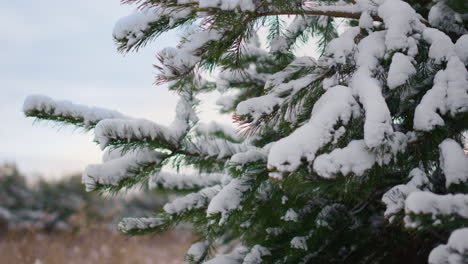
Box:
[24,0,468,263]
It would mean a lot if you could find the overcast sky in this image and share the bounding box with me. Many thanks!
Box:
[0,1,322,180]
[0,1,187,178]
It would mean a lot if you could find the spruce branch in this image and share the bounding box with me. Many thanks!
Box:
[23,95,125,130]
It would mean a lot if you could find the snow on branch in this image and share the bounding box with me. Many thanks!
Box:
[267,85,360,177]
[230,148,267,165]
[243,245,271,264]
[94,118,175,150]
[23,95,125,130]
[404,192,468,228]
[236,56,319,122]
[206,175,253,225]
[387,53,416,89]
[113,6,193,51]
[155,28,223,82]
[198,0,255,11]
[455,35,468,65]
[377,0,424,52]
[269,16,317,54]
[187,241,211,263]
[323,27,360,65]
[169,90,199,140]
[118,216,166,234]
[186,137,251,159]
[382,168,430,222]
[149,171,223,191]
[83,148,166,191]
[439,139,468,188]
[163,185,222,215]
[428,2,467,36]
[428,228,468,264]
[414,56,468,131]
[195,121,242,142]
[313,140,377,179]
[94,119,249,161]
[423,28,457,63]
[351,31,393,149]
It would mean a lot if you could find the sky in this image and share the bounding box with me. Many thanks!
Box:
[0,1,188,179]
[0,1,321,180]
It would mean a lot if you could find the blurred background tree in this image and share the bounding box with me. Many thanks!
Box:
[0,162,168,232]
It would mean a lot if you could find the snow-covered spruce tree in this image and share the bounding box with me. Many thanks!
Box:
[23,0,468,262]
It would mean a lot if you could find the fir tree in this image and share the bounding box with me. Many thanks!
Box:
[24,0,468,263]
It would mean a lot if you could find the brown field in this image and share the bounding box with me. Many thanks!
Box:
[0,229,193,264]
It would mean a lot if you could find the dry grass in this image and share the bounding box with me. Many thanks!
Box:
[0,228,193,264]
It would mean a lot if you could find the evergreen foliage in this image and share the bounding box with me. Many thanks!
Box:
[24,0,468,263]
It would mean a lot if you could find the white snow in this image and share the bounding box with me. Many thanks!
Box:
[94,118,171,149]
[325,27,360,65]
[322,74,339,90]
[439,139,468,188]
[428,2,466,36]
[113,7,192,47]
[387,53,416,89]
[243,245,271,264]
[313,140,376,178]
[94,91,199,149]
[268,85,360,177]
[351,31,394,149]
[157,28,222,78]
[187,241,210,262]
[23,95,125,128]
[199,0,255,11]
[291,236,308,250]
[118,217,165,233]
[414,56,468,131]
[196,121,241,141]
[448,229,468,256]
[382,168,429,220]
[231,149,267,165]
[82,149,165,191]
[269,16,317,53]
[206,176,252,224]
[405,192,468,225]
[157,47,200,77]
[102,147,126,162]
[216,94,238,111]
[265,57,317,89]
[113,10,159,46]
[377,0,423,51]
[455,34,468,65]
[169,94,199,140]
[428,228,468,264]
[187,138,250,159]
[423,28,456,63]
[359,11,373,30]
[302,3,362,15]
[236,74,318,121]
[236,94,283,121]
[163,185,221,215]
[281,209,299,222]
[237,57,318,122]
[428,245,451,264]
[149,171,222,190]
